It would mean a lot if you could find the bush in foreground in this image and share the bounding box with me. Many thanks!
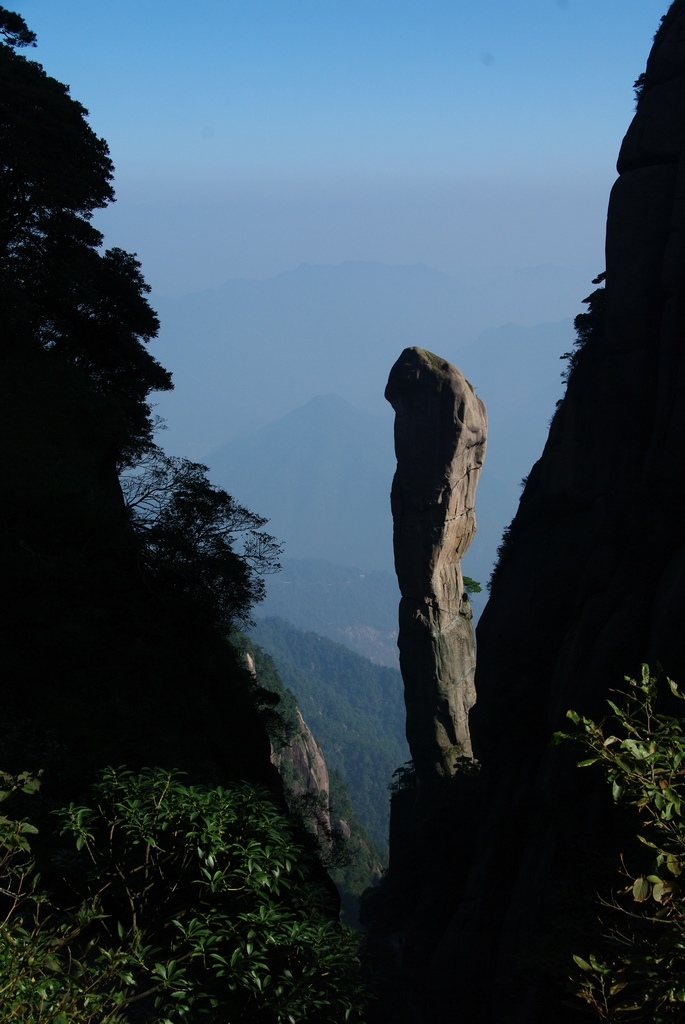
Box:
[0,767,368,1023]
[559,666,685,1021]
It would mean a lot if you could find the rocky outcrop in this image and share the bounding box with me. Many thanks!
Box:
[385,347,486,781]
[245,651,330,827]
[369,6,685,1023]
[280,711,330,807]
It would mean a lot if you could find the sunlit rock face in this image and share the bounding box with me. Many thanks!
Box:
[385,347,486,782]
[281,712,330,798]
[246,651,331,830]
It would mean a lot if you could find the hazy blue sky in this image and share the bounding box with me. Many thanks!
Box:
[13,1,667,295]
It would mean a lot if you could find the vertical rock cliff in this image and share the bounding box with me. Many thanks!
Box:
[370,6,685,1023]
[385,347,486,782]
[474,0,685,775]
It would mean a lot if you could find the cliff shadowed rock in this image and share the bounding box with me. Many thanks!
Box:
[1,346,279,796]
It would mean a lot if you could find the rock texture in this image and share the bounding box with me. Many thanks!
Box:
[281,711,331,807]
[385,347,486,781]
[245,650,331,829]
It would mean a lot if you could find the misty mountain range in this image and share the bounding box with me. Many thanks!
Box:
[150,259,580,626]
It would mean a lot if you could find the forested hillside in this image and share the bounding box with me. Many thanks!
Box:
[233,634,384,919]
[256,557,400,666]
[250,617,409,854]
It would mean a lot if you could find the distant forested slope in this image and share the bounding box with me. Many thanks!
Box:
[256,558,399,667]
[249,617,408,854]
[232,633,384,922]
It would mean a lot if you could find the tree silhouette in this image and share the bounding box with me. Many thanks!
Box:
[0,7,171,461]
[122,449,283,628]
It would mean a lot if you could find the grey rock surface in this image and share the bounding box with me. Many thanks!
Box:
[385,347,486,781]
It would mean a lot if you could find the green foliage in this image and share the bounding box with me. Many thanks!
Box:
[463,576,482,596]
[488,520,513,591]
[231,632,300,752]
[558,666,685,1021]
[0,767,369,1023]
[122,449,282,628]
[0,8,171,461]
[327,771,383,903]
[0,7,36,48]
[388,761,418,794]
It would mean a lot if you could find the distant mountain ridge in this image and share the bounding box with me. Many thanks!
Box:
[150,259,574,612]
[152,261,466,457]
[256,558,399,667]
[205,317,570,601]
[209,396,394,571]
[150,259,584,461]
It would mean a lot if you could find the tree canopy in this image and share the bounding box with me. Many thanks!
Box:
[121,449,283,628]
[0,6,171,460]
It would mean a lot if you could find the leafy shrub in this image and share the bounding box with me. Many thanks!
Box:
[463,576,482,596]
[0,767,369,1023]
[559,666,685,1021]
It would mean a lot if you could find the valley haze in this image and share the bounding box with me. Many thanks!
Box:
[11,0,666,626]
[151,260,577,616]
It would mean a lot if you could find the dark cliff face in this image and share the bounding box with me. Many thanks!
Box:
[369,5,685,1022]
[470,3,685,1017]
[1,347,278,799]
[474,0,685,773]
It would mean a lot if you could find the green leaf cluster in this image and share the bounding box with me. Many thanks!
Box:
[462,576,482,596]
[559,666,685,1021]
[0,767,369,1023]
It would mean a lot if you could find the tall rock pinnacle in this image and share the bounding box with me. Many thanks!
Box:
[385,347,486,781]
